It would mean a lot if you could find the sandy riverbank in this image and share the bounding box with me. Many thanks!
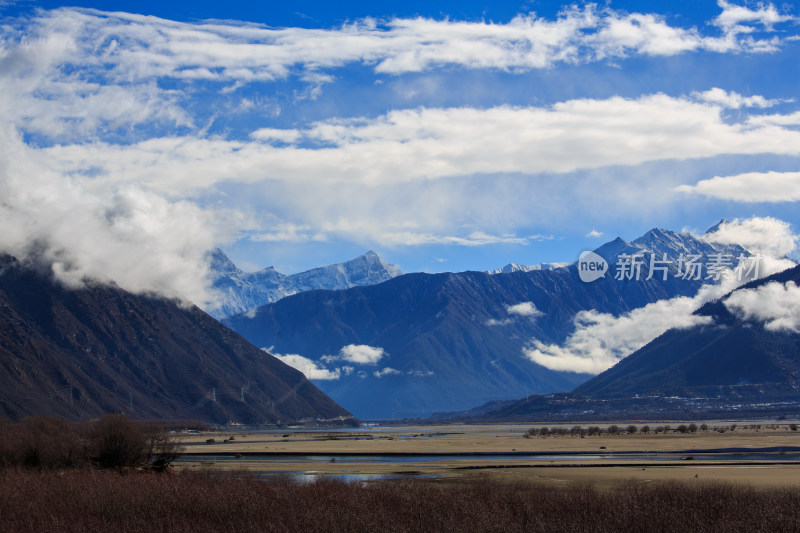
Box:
[173,422,800,487]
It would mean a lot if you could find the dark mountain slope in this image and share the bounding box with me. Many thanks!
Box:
[0,254,355,425]
[573,265,800,400]
[224,228,744,419]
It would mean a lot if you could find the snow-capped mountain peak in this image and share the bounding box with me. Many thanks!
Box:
[206,250,402,319]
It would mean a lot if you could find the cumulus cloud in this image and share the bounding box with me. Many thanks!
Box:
[676,171,800,203]
[373,367,402,378]
[701,217,798,260]
[324,344,387,365]
[586,230,604,238]
[487,301,542,326]
[506,302,542,317]
[693,87,784,109]
[724,281,800,333]
[0,124,230,307]
[714,0,793,31]
[268,351,342,380]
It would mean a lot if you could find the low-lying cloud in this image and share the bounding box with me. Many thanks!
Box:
[724,281,800,333]
[525,216,799,374]
[324,344,387,365]
[268,350,343,380]
[524,293,713,374]
[506,302,542,317]
[0,124,229,308]
[701,217,798,262]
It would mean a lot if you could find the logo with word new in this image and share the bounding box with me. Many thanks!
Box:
[578,251,608,282]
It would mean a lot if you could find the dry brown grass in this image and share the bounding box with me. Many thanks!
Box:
[0,469,799,532]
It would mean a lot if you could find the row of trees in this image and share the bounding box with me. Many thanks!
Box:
[0,414,182,470]
[526,423,710,437]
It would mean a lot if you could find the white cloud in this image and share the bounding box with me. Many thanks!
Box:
[701,217,798,259]
[693,87,783,109]
[524,219,798,375]
[268,351,342,380]
[488,301,542,325]
[0,124,231,307]
[724,281,800,333]
[250,223,328,243]
[337,344,386,365]
[373,367,402,378]
[676,171,800,203]
[42,96,800,193]
[2,3,800,306]
[714,0,794,31]
[377,231,528,246]
[586,229,604,238]
[1,4,794,141]
[524,293,714,374]
[506,302,542,317]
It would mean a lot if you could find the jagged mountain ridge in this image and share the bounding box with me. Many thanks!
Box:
[207,250,401,319]
[224,227,749,420]
[0,254,355,425]
[489,262,570,274]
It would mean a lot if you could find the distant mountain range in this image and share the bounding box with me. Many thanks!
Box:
[446,264,800,422]
[0,253,355,425]
[206,249,401,319]
[224,226,749,420]
[489,262,570,274]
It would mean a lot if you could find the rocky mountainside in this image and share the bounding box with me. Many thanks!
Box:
[573,264,800,399]
[0,254,356,425]
[452,265,800,422]
[224,227,748,420]
[207,250,401,319]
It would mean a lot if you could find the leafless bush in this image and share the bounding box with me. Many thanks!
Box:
[1,471,799,532]
[0,415,181,471]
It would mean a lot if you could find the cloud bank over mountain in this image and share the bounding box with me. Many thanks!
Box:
[525,216,798,374]
[1,1,799,300]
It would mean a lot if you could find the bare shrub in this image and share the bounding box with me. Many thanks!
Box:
[1,471,800,532]
[88,415,181,470]
[0,415,181,471]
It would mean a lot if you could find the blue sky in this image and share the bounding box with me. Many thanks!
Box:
[1,0,799,306]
